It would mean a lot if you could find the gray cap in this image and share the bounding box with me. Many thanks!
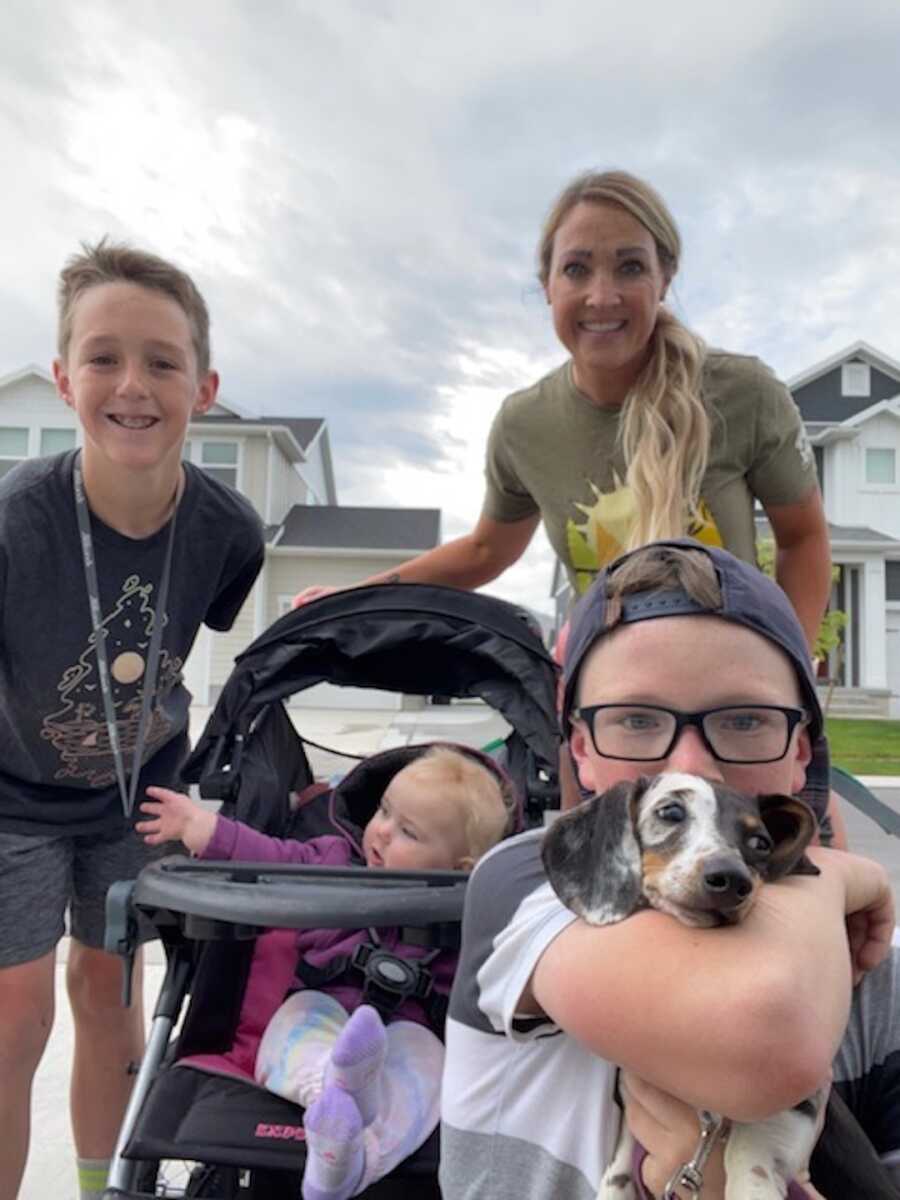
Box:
[561,539,822,741]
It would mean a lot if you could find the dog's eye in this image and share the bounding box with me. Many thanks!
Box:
[656,801,685,823]
[746,833,773,855]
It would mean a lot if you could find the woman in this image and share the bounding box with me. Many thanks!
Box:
[294,169,830,648]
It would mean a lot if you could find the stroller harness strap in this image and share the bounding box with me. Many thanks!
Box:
[293,929,449,1036]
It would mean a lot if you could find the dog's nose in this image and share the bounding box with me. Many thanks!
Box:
[702,856,754,904]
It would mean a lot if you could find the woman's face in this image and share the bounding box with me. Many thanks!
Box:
[545,201,669,404]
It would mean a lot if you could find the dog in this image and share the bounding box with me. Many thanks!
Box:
[541,772,844,1200]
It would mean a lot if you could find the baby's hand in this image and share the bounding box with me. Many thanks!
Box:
[137,786,216,856]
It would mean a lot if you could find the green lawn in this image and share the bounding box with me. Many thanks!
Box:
[825,717,900,775]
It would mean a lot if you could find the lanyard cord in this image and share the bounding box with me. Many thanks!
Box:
[73,455,178,818]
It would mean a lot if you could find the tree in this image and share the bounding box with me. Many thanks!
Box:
[756,539,848,677]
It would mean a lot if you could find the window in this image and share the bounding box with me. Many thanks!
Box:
[198,441,239,489]
[0,427,29,478]
[40,428,77,456]
[886,562,900,603]
[842,362,871,397]
[865,448,896,486]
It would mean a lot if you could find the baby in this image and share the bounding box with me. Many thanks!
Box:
[138,746,511,1200]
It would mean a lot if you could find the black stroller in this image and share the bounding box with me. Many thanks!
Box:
[102,584,561,1199]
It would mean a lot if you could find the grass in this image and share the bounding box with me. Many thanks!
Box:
[825,717,900,775]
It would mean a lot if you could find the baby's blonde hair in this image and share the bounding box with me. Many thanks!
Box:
[400,747,512,864]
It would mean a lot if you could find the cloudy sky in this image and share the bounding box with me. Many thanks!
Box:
[2,0,899,613]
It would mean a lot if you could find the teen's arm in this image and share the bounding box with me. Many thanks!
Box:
[765,489,832,652]
[293,511,540,606]
[527,848,892,1122]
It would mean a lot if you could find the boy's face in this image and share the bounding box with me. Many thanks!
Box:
[362,768,472,872]
[53,281,217,479]
[568,615,811,805]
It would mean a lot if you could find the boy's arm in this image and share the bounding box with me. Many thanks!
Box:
[527,847,892,1123]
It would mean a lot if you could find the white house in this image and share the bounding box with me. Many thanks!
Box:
[790,341,900,717]
[0,365,440,708]
[548,341,900,717]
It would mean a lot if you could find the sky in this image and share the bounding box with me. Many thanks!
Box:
[2,0,900,614]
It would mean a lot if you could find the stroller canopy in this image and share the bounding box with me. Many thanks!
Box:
[185,584,561,819]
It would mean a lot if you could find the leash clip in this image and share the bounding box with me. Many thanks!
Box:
[663,1110,729,1198]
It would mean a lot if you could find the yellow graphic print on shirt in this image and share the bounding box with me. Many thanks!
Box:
[566,479,724,595]
[41,573,182,786]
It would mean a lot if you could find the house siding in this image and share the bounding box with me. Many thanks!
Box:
[267,441,308,521]
[794,365,900,423]
[829,413,900,537]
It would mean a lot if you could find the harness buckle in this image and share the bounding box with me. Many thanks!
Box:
[350,942,434,1019]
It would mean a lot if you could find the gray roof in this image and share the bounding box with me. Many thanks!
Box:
[756,514,900,548]
[198,414,325,451]
[279,504,440,551]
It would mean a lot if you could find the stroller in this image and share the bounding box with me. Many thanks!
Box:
[102,584,561,1199]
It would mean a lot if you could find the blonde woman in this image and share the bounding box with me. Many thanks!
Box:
[295,169,829,642]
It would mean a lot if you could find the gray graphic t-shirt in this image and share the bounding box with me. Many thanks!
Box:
[0,451,264,835]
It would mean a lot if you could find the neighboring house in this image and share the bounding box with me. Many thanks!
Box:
[548,341,900,716]
[0,365,440,708]
[789,341,900,717]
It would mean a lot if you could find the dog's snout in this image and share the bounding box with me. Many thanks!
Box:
[702,855,754,904]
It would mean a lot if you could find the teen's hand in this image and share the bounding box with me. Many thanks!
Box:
[621,1073,726,1199]
[817,848,896,981]
[291,585,338,608]
[137,786,216,856]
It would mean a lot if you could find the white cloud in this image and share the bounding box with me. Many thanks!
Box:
[3,0,900,614]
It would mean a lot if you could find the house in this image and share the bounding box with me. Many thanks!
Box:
[0,365,440,708]
[548,341,900,717]
[789,341,900,717]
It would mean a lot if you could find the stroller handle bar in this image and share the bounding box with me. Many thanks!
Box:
[128,855,469,933]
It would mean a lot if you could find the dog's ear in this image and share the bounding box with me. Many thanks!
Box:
[756,793,821,881]
[541,778,647,925]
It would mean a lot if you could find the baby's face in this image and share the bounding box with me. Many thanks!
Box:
[361,770,471,871]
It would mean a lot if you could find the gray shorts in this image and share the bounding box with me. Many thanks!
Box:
[0,825,169,967]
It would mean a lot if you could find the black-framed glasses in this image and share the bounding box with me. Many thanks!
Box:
[574,704,809,764]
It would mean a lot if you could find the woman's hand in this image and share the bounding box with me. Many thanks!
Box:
[291,585,338,608]
[137,786,216,855]
[621,1072,726,1198]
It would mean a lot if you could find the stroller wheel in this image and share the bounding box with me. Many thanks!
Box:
[133,1158,210,1197]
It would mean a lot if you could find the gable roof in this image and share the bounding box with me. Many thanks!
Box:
[197,413,325,452]
[787,341,900,391]
[278,504,440,552]
[0,364,54,391]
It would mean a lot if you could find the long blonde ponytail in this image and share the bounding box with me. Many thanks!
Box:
[619,308,708,549]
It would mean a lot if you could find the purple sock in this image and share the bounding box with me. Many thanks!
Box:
[324,1005,387,1127]
[302,1086,365,1200]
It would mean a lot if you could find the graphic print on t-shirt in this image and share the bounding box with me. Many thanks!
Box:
[566,478,725,595]
[41,573,181,786]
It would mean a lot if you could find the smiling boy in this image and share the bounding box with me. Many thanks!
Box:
[0,241,264,1200]
[440,540,900,1199]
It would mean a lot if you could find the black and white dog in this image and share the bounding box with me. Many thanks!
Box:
[541,772,895,1199]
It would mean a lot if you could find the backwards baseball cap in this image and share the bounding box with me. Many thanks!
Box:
[561,539,823,742]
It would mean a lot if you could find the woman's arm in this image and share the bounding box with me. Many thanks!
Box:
[765,488,832,651]
[527,848,892,1122]
[293,511,540,604]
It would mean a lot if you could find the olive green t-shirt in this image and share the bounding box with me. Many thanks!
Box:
[484,351,818,595]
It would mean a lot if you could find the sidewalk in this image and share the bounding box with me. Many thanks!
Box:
[22,701,509,1200]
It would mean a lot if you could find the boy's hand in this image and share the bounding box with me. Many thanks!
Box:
[292,585,337,608]
[137,786,216,856]
[621,1073,726,1198]
[811,847,896,982]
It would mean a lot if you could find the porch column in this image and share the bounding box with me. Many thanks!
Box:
[861,559,887,689]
